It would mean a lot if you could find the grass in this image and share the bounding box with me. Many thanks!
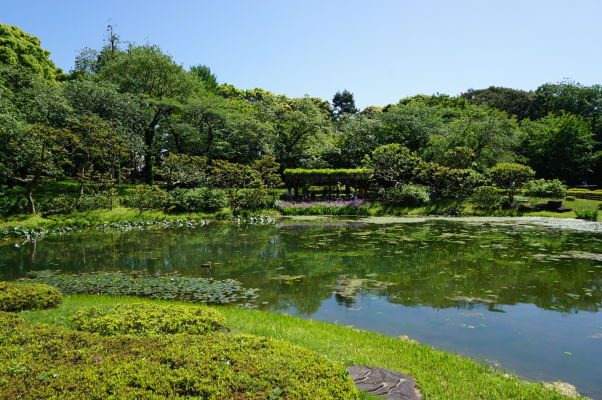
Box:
[19,295,572,400]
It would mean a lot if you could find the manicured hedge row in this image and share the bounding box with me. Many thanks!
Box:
[0,281,62,312]
[0,312,359,400]
[71,303,227,336]
[283,168,368,176]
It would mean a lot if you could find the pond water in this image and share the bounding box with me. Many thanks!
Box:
[1,217,602,398]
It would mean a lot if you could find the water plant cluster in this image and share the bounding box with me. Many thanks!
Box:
[22,271,259,305]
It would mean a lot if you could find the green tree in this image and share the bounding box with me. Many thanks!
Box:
[520,112,598,184]
[332,89,358,119]
[190,65,218,90]
[461,86,535,120]
[4,125,75,214]
[100,44,198,184]
[364,144,421,188]
[157,153,209,188]
[0,23,62,81]
[487,162,535,204]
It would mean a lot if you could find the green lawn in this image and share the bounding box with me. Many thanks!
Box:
[19,295,574,400]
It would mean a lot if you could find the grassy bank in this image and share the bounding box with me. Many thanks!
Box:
[1,198,599,236]
[20,295,573,400]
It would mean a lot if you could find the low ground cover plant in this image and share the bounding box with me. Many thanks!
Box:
[0,312,359,399]
[71,303,227,336]
[0,281,62,312]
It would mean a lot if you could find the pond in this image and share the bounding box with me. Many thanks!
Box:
[1,216,602,398]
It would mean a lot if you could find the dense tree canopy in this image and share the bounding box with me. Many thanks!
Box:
[1,22,601,210]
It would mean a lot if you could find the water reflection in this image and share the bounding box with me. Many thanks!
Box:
[1,219,601,397]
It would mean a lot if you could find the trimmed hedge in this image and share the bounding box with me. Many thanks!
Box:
[0,281,62,312]
[70,303,227,336]
[0,313,359,400]
[283,168,368,176]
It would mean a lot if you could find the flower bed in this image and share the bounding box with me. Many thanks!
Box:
[279,200,369,215]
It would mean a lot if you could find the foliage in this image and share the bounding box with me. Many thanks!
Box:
[471,186,502,210]
[488,163,535,203]
[332,89,358,119]
[0,23,62,81]
[0,281,62,312]
[123,185,172,213]
[252,155,282,188]
[383,184,430,206]
[157,153,209,188]
[284,168,367,177]
[22,271,259,305]
[365,144,421,187]
[170,187,227,212]
[190,64,218,89]
[565,196,576,201]
[521,112,598,184]
[522,179,567,198]
[0,313,359,400]
[70,303,227,336]
[279,200,369,216]
[574,209,599,221]
[461,86,535,120]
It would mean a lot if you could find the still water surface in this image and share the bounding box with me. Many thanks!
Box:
[1,217,601,398]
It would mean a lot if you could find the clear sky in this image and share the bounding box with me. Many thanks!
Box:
[3,0,601,108]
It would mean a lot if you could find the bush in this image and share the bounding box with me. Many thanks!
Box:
[0,188,28,215]
[0,281,62,312]
[522,179,567,198]
[565,196,576,201]
[171,187,227,212]
[471,186,502,210]
[0,313,359,400]
[279,200,369,216]
[575,209,599,221]
[122,185,171,213]
[75,192,114,211]
[599,203,602,210]
[383,184,430,206]
[70,303,227,336]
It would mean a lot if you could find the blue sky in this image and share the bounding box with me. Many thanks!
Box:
[3,0,602,108]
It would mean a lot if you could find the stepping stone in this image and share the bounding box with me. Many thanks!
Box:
[347,366,421,400]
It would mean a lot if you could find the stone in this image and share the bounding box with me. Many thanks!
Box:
[347,366,421,400]
[200,263,211,268]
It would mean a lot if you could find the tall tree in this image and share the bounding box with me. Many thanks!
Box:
[190,65,218,90]
[461,86,535,120]
[100,44,198,183]
[332,89,358,119]
[0,23,62,81]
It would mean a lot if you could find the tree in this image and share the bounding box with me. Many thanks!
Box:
[190,65,218,90]
[68,116,128,196]
[487,162,535,204]
[364,144,421,188]
[4,125,75,214]
[520,112,598,184]
[461,86,535,120]
[157,153,209,188]
[332,89,358,119]
[100,44,198,184]
[0,23,62,81]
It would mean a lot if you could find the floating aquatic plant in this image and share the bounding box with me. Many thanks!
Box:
[21,270,259,305]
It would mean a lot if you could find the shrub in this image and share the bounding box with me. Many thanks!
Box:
[70,303,227,336]
[487,163,535,203]
[171,187,227,212]
[0,314,360,399]
[522,179,567,198]
[0,281,62,312]
[565,196,576,201]
[230,188,272,211]
[383,184,430,206]
[471,186,502,210]
[75,193,114,211]
[122,185,171,213]
[0,188,28,215]
[599,203,602,210]
[575,209,599,221]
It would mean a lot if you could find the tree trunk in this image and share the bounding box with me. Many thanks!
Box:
[26,184,36,215]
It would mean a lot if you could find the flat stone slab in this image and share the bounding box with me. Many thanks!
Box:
[347,366,421,400]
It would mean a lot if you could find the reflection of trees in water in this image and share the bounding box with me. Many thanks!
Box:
[1,220,601,314]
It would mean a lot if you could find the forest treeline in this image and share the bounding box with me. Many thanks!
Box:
[1,23,601,198]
